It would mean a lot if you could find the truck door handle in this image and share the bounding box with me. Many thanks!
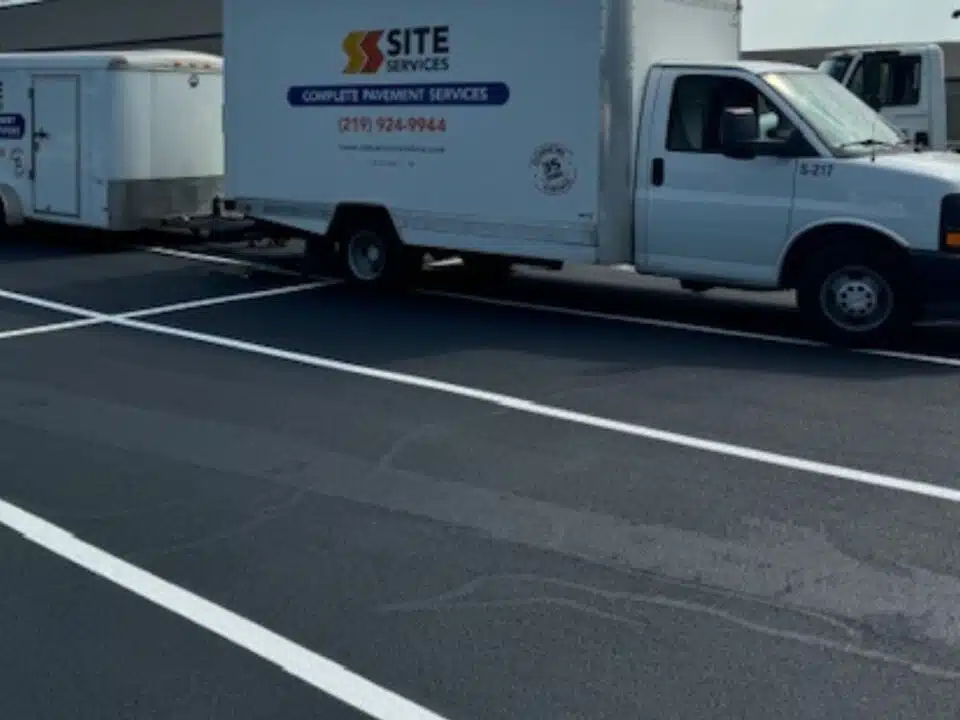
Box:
[33,128,48,140]
[651,158,664,186]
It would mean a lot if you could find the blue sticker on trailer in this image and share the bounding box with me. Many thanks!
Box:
[0,113,25,140]
[287,82,510,107]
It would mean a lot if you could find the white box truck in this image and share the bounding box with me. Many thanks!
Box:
[0,50,224,234]
[223,0,960,346]
[818,44,960,152]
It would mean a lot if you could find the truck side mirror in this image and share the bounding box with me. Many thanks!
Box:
[720,107,758,159]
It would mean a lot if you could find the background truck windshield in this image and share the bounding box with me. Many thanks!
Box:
[818,55,853,82]
[763,70,905,153]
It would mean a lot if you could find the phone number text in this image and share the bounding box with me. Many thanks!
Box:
[339,116,447,133]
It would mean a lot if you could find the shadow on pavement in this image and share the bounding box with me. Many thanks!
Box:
[3,232,959,380]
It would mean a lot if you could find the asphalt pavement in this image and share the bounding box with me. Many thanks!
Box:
[1,233,959,719]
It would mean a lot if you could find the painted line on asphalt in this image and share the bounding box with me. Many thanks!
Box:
[420,289,960,368]
[1,285,958,505]
[0,318,104,340]
[119,280,338,319]
[420,288,824,348]
[0,497,450,719]
[0,281,335,341]
[140,245,308,279]
[139,245,960,370]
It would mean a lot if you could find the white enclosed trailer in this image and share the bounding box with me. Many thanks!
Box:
[0,49,224,233]
[223,0,960,345]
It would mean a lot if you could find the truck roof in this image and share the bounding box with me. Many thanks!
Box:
[660,59,814,75]
[0,49,222,72]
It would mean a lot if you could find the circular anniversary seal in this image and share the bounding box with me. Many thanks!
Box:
[530,142,576,195]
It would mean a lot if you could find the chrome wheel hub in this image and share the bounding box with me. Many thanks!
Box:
[819,266,893,332]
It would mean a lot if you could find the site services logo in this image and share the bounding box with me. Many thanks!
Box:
[342,25,450,75]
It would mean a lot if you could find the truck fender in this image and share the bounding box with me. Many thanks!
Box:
[0,184,25,226]
[777,218,910,288]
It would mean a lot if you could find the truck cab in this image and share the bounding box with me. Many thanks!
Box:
[817,44,953,151]
[636,60,960,344]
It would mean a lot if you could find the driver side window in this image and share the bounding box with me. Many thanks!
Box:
[665,74,796,154]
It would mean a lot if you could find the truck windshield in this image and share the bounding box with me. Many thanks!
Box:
[817,55,852,82]
[762,70,906,154]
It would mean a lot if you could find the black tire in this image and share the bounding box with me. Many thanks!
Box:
[796,244,913,347]
[461,253,513,282]
[302,235,340,277]
[0,202,13,241]
[338,223,419,289]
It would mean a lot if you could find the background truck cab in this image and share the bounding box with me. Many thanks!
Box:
[818,44,956,151]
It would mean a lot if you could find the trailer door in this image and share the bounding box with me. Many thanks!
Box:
[31,74,81,217]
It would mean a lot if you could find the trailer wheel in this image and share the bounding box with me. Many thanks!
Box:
[796,244,913,347]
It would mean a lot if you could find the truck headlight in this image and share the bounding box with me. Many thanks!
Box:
[940,193,960,251]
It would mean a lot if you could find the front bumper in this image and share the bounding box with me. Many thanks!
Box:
[911,250,960,321]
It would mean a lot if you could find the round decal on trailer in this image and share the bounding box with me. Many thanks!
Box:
[530,142,576,196]
[188,74,199,88]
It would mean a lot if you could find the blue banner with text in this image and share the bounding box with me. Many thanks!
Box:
[288,82,509,107]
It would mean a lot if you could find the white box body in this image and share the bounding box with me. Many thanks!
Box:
[224,0,740,264]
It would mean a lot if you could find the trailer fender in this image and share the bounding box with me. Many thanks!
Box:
[0,184,25,226]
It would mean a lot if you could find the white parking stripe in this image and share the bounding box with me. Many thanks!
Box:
[0,281,335,342]
[422,290,960,369]
[419,288,824,348]
[0,284,957,505]
[142,245,307,278]
[120,281,337,319]
[0,497,451,720]
[0,318,104,340]
[106,315,960,504]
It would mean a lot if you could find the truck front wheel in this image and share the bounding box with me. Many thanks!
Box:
[796,245,913,347]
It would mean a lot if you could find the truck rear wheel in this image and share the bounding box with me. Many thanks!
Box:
[339,225,418,288]
[796,244,913,347]
[0,203,13,242]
